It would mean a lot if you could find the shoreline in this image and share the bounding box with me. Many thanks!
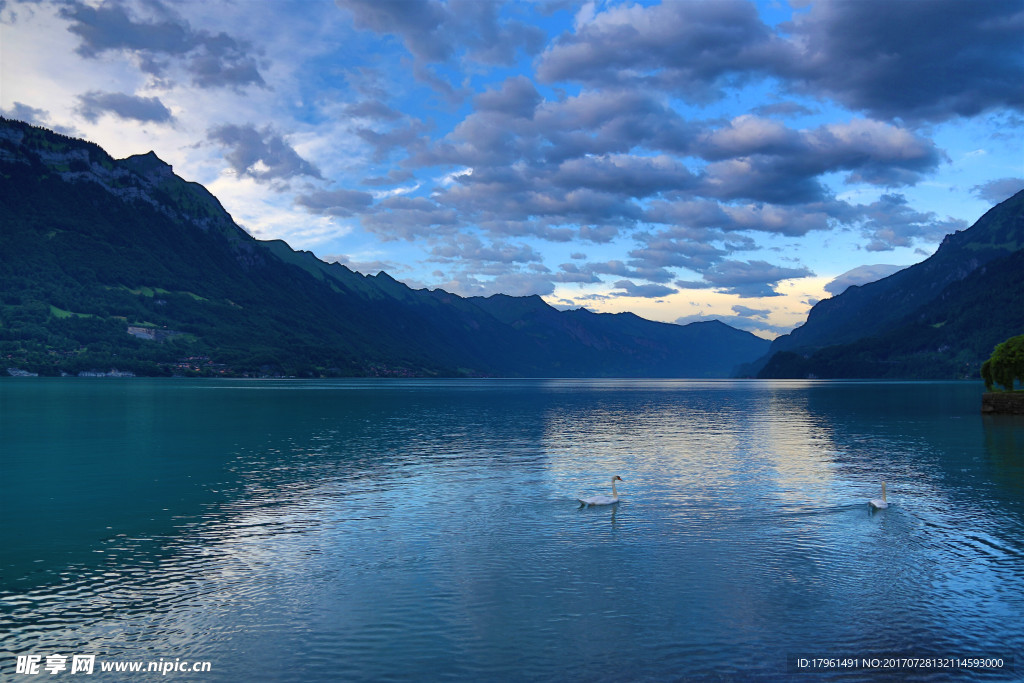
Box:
[982,392,1024,415]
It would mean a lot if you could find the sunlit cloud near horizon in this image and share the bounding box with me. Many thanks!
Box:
[2,0,1022,339]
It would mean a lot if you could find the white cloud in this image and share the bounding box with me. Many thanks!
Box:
[824,264,904,296]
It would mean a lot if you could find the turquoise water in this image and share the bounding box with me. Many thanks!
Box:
[1,379,1022,681]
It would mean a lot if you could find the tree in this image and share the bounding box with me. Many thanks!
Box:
[981,334,1024,391]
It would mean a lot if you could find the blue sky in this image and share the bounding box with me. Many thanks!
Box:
[2,0,1022,338]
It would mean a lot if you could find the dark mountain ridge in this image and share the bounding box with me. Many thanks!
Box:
[0,118,768,378]
[757,190,1024,379]
[772,191,1023,355]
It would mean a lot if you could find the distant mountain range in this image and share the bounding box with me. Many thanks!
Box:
[0,118,768,378]
[755,190,1024,379]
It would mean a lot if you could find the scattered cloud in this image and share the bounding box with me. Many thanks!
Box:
[693,116,944,202]
[59,0,266,89]
[852,193,967,252]
[474,75,542,119]
[353,118,430,161]
[751,101,815,118]
[336,0,545,97]
[678,259,815,298]
[537,0,1024,122]
[1,102,76,134]
[972,177,1024,204]
[537,0,785,102]
[359,195,460,240]
[428,233,542,265]
[76,91,173,123]
[731,304,771,319]
[295,188,374,217]
[432,269,558,297]
[362,169,416,186]
[782,0,1024,122]
[824,264,904,296]
[553,263,602,284]
[344,99,403,121]
[611,280,677,299]
[207,124,322,182]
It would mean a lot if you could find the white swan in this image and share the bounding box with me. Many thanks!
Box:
[869,482,888,510]
[579,476,622,506]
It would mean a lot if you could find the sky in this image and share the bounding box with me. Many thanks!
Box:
[2,0,1022,339]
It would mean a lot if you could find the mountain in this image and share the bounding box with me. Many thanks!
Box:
[0,118,768,378]
[757,190,1024,379]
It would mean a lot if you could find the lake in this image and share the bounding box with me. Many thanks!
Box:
[1,379,1022,681]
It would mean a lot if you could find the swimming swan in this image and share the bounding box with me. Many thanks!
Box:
[579,476,622,506]
[869,482,888,510]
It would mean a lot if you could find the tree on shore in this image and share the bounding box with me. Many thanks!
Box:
[981,334,1024,391]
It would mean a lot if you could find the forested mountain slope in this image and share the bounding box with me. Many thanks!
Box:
[0,118,768,378]
[757,191,1024,379]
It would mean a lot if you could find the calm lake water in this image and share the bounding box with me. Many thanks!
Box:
[1,379,1022,681]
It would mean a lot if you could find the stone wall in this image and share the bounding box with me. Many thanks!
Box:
[982,392,1024,414]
